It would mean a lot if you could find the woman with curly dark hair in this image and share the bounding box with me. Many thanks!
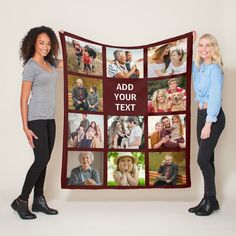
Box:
[11,26,63,220]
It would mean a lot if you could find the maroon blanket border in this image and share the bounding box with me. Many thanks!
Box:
[59,31,193,189]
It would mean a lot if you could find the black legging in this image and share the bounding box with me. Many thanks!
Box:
[197,108,225,198]
[20,119,56,200]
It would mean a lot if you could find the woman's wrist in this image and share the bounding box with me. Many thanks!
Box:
[23,125,29,132]
[205,121,212,127]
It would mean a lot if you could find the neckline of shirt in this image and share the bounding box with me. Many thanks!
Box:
[30,58,55,74]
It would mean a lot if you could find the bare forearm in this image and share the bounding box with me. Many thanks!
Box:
[126,173,138,186]
[20,99,28,131]
[20,81,32,131]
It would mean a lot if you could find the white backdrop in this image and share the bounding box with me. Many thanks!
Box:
[0,0,235,204]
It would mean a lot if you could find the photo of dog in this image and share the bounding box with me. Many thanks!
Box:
[169,92,186,111]
[148,77,187,114]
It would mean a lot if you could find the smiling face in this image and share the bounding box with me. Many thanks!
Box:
[162,117,170,128]
[82,114,87,120]
[165,155,173,165]
[170,51,182,64]
[86,127,95,138]
[162,45,170,56]
[198,37,213,64]
[115,121,122,130]
[118,52,127,64]
[77,79,83,87]
[79,153,92,170]
[90,87,94,93]
[155,123,163,132]
[172,116,179,123]
[118,156,133,171]
[169,81,177,91]
[34,33,51,58]
[90,122,96,128]
[126,52,132,61]
[157,93,165,103]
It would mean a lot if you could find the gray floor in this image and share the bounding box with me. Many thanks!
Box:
[1,198,235,236]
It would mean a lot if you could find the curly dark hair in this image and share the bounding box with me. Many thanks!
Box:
[20,26,59,66]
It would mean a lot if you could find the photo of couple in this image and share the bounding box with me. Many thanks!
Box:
[68,113,104,148]
[108,116,144,149]
[148,77,186,113]
[65,36,103,76]
[106,47,143,79]
[148,114,186,149]
[148,38,187,78]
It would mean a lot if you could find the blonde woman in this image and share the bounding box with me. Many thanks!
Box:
[148,89,170,113]
[109,120,127,149]
[188,33,225,216]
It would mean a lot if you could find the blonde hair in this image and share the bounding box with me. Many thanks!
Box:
[109,120,126,147]
[172,115,183,136]
[152,89,169,112]
[195,34,223,68]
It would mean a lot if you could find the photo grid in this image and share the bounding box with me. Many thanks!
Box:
[61,32,190,188]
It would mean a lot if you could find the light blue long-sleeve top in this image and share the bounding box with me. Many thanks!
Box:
[192,62,224,122]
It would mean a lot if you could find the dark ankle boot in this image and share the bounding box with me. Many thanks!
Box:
[195,199,220,216]
[11,197,36,220]
[188,198,206,213]
[32,196,58,215]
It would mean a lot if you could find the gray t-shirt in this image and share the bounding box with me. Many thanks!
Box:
[22,58,59,121]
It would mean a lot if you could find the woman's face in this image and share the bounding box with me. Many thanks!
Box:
[115,122,122,130]
[163,45,170,56]
[157,93,165,103]
[34,33,51,58]
[155,123,163,132]
[118,156,133,171]
[198,37,213,63]
[80,154,92,170]
[171,51,181,63]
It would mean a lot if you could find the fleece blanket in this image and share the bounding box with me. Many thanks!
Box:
[59,31,193,189]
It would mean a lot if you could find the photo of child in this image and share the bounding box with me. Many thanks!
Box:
[107,152,145,186]
[65,36,103,76]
